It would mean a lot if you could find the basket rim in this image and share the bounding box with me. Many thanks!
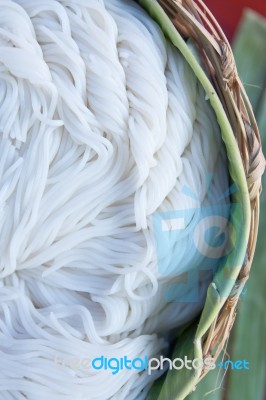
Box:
[139,0,265,398]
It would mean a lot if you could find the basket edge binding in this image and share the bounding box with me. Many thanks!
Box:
[138,0,265,398]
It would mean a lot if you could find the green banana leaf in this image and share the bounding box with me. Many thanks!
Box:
[224,10,266,400]
[188,9,266,400]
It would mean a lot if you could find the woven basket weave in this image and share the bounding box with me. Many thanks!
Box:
[137,0,265,399]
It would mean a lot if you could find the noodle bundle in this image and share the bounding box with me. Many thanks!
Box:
[0,0,230,399]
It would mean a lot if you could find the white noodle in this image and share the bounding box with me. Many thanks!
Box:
[0,0,230,399]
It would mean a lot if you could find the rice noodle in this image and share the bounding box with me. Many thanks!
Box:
[0,0,229,398]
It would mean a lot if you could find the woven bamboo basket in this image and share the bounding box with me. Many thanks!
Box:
[136,0,266,399]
